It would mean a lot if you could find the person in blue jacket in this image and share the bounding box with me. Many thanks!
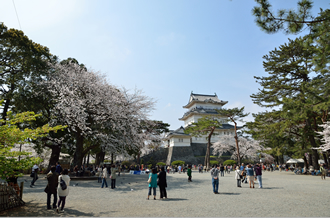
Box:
[147,168,158,200]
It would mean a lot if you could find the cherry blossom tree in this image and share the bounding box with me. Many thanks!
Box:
[43,61,156,168]
[317,122,330,151]
[212,135,273,163]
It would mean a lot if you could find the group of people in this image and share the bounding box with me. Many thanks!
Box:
[98,164,118,189]
[42,162,70,213]
[208,163,263,194]
[146,166,167,200]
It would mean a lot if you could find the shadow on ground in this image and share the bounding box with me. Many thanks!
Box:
[0,200,95,217]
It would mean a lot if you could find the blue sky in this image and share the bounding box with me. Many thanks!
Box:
[1,0,329,129]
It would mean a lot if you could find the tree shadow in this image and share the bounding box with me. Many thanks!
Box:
[218,192,240,195]
[162,198,188,201]
[0,200,95,217]
[261,187,283,189]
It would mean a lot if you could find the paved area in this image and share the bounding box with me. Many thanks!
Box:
[1,170,329,217]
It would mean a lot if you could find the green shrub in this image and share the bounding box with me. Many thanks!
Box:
[148,164,152,169]
[171,160,185,166]
[156,162,166,166]
[210,160,219,166]
[223,160,237,165]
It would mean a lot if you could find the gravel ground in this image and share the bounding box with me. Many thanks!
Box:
[1,170,329,217]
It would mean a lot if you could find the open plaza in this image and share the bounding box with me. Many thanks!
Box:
[1,170,329,217]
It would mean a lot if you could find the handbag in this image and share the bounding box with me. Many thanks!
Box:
[147,175,152,183]
[237,171,243,179]
[44,185,50,193]
[30,172,35,178]
[60,177,67,190]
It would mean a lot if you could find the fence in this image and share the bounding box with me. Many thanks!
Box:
[0,183,25,212]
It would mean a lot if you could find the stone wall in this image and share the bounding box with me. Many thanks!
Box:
[166,146,198,165]
[140,147,169,164]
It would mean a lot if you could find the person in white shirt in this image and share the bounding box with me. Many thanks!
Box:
[57,169,70,213]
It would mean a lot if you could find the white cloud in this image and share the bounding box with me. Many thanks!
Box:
[165,103,171,108]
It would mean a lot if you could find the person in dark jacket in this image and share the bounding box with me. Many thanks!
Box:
[255,163,263,188]
[45,166,59,209]
[157,166,167,199]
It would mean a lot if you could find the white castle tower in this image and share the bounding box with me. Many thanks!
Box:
[165,92,237,165]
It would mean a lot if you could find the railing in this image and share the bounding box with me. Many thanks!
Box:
[0,183,25,212]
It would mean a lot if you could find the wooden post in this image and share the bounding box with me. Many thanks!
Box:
[20,182,24,199]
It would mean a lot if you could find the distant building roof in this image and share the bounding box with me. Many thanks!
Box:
[179,107,221,121]
[165,124,241,139]
[183,92,228,108]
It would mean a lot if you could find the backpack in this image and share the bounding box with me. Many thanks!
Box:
[60,177,67,190]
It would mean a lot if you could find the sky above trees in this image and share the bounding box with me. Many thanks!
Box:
[1,0,329,129]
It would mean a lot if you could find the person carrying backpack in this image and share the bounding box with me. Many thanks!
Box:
[57,169,70,213]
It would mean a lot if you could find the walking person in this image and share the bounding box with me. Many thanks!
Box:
[101,165,108,188]
[147,168,158,200]
[241,168,247,184]
[255,163,262,188]
[187,165,192,182]
[235,166,242,188]
[45,166,59,210]
[210,165,220,194]
[30,164,39,188]
[57,169,70,213]
[320,164,327,180]
[220,164,224,177]
[110,165,117,189]
[157,166,167,199]
[246,164,255,188]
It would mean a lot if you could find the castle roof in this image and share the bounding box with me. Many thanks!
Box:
[165,126,190,139]
[165,124,241,139]
[179,107,221,121]
[183,93,228,109]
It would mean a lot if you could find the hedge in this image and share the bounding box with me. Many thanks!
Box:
[210,160,219,166]
[223,160,237,165]
[156,162,166,166]
[171,160,185,166]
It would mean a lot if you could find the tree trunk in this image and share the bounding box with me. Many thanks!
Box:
[47,144,61,171]
[137,152,140,166]
[322,152,328,168]
[233,120,241,165]
[72,131,84,169]
[111,153,114,164]
[312,149,319,170]
[305,119,319,170]
[308,153,313,167]
[303,156,308,168]
[87,152,90,166]
[95,150,105,166]
[204,128,215,169]
[1,98,11,121]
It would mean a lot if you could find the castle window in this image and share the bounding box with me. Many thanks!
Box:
[179,138,183,142]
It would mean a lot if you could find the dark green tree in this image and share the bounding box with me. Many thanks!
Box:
[0,23,52,121]
[250,37,327,169]
[184,116,222,169]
